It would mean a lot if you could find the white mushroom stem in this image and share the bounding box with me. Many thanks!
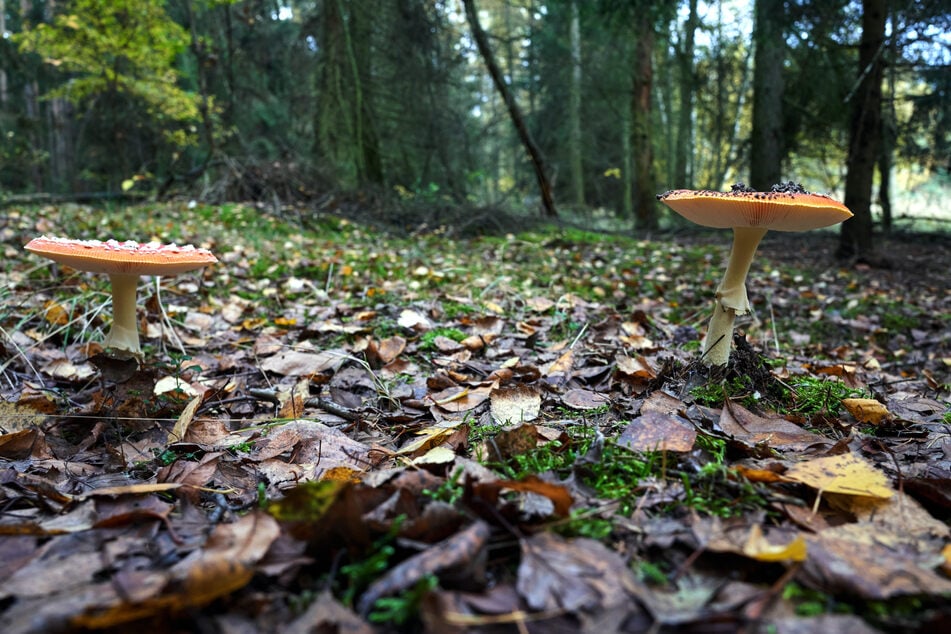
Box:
[701,226,768,367]
[101,273,142,355]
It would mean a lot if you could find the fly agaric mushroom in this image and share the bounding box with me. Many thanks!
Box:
[25,236,218,357]
[657,182,852,367]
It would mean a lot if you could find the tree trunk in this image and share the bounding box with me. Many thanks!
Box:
[631,20,657,230]
[47,96,72,190]
[568,0,584,206]
[463,0,557,218]
[839,0,885,261]
[0,0,7,108]
[674,0,698,188]
[23,79,43,190]
[349,0,383,185]
[879,10,897,233]
[750,0,784,191]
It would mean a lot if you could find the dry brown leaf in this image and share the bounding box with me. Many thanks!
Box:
[543,349,574,378]
[617,411,696,452]
[719,401,827,450]
[429,384,492,413]
[490,384,541,426]
[561,388,611,411]
[260,349,347,376]
[517,531,640,613]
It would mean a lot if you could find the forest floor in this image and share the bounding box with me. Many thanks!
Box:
[0,201,949,633]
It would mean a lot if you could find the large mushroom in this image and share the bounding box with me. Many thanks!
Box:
[657,182,852,367]
[25,236,218,358]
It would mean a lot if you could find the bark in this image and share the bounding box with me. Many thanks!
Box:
[463,0,557,218]
[631,20,657,229]
[159,0,216,198]
[879,14,897,232]
[750,0,785,191]
[674,0,698,187]
[568,0,584,206]
[349,0,383,185]
[47,97,72,190]
[0,0,7,108]
[839,0,885,261]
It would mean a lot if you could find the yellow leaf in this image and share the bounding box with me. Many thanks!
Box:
[320,466,363,483]
[842,398,890,425]
[121,178,135,191]
[784,453,894,499]
[483,300,505,314]
[411,445,457,465]
[397,420,465,456]
[167,394,203,444]
[43,300,70,326]
[742,525,807,562]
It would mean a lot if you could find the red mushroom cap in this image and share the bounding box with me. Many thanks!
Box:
[658,185,852,231]
[24,236,218,276]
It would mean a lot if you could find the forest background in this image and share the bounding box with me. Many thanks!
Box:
[0,0,949,258]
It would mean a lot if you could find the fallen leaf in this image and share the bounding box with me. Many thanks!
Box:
[741,524,807,562]
[561,389,611,411]
[357,520,491,615]
[784,453,894,499]
[617,411,696,452]
[719,401,827,450]
[260,349,346,376]
[490,384,541,426]
[517,531,640,612]
[841,398,890,425]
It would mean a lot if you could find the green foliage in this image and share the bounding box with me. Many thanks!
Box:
[785,376,868,417]
[367,575,438,626]
[555,509,615,541]
[422,468,465,505]
[781,582,849,617]
[689,376,759,408]
[418,327,467,351]
[16,0,201,137]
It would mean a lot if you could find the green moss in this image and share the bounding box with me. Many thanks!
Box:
[418,327,467,350]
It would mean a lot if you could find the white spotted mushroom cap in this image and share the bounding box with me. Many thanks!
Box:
[25,236,218,276]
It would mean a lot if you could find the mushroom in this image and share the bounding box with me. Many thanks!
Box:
[25,236,218,357]
[657,182,852,367]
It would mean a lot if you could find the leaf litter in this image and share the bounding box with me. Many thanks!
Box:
[0,203,949,632]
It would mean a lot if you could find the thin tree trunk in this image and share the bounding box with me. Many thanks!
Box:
[879,10,897,232]
[621,99,632,218]
[24,80,42,190]
[0,0,7,108]
[839,0,885,261]
[631,20,656,229]
[568,0,584,206]
[750,0,784,190]
[159,0,216,197]
[47,97,71,190]
[675,0,697,187]
[463,0,557,218]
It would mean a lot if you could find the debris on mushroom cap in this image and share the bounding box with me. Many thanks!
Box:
[657,182,852,232]
[24,236,218,276]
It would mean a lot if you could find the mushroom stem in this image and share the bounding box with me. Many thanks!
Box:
[102,273,142,355]
[701,226,768,366]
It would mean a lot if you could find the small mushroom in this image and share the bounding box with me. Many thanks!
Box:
[657,182,852,367]
[25,236,218,357]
